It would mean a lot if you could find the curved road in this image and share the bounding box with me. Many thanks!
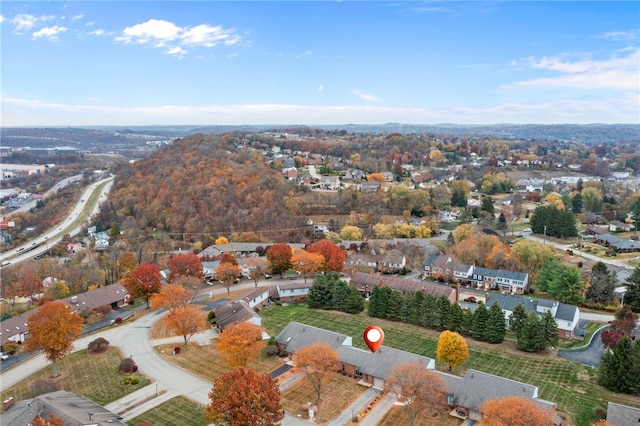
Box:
[557,326,608,368]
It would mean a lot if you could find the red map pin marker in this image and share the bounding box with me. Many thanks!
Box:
[363,325,384,353]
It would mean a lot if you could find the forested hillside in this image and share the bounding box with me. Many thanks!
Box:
[100,134,306,240]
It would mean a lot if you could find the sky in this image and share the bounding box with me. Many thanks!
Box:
[1,1,639,126]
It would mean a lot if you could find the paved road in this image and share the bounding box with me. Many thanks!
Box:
[558,326,608,368]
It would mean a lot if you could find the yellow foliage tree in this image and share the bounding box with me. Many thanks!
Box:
[215,236,230,245]
[166,305,207,349]
[545,193,565,210]
[217,322,264,367]
[340,225,363,240]
[480,396,555,426]
[25,301,84,377]
[453,223,476,243]
[291,249,325,283]
[150,283,192,314]
[436,330,469,371]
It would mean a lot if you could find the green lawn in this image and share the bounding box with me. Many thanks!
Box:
[558,321,607,350]
[127,396,207,426]
[0,347,150,411]
[261,304,640,426]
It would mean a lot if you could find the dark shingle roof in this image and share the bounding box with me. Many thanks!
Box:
[606,402,640,426]
[214,300,260,330]
[350,272,455,299]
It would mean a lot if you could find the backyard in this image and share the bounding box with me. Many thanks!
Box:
[260,303,640,426]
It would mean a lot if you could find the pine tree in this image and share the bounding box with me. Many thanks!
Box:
[308,275,332,309]
[509,303,527,338]
[419,293,437,329]
[472,302,489,341]
[485,302,506,344]
[496,212,507,231]
[434,294,451,331]
[517,312,545,352]
[331,280,350,311]
[386,289,404,321]
[447,302,464,333]
[460,309,474,337]
[624,266,640,313]
[343,286,365,314]
[541,310,559,348]
[598,337,639,394]
[409,291,424,325]
[367,286,384,318]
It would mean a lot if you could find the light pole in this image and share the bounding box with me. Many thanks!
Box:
[543,225,547,245]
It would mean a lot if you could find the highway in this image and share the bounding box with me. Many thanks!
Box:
[0,176,114,267]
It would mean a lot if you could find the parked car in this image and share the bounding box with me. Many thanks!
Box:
[0,352,9,361]
[522,228,532,233]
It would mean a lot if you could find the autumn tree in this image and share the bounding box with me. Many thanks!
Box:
[367,173,385,185]
[150,283,192,314]
[220,252,238,265]
[243,257,269,287]
[118,251,138,276]
[215,236,230,245]
[436,330,469,371]
[308,239,346,272]
[295,343,340,406]
[217,322,263,367]
[215,262,242,294]
[340,225,363,241]
[166,305,207,349]
[480,396,555,426]
[168,253,204,283]
[205,367,283,426]
[386,361,448,426]
[266,243,293,276]
[511,239,555,282]
[25,301,83,377]
[122,263,162,307]
[292,249,324,283]
[31,414,64,426]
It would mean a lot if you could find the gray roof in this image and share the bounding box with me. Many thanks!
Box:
[607,402,640,426]
[337,345,434,379]
[471,267,528,282]
[275,322,350,352]
[350,272,455,299]
[214,300,260,330]
[0,390,126,426]
[486,293,578,323]
[439,369,539,413]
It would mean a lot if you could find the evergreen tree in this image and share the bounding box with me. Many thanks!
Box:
[451,188,467,208]
[447,302,464,333]
[472,302,489,341]
[95,219,104,233]
[419,293,437,329]
[624,266,640,313]
[586,261,616,305]
[434,294,451,331]
[460,308,474,337]
[496,212,507,231]
[509,303,527,338]
[598,337,640,394]
[409,291,424,325]
[367,286,388,318]
[485,302,506,344]
[481,195,495,215]
[517,313,545,352]
[530,205,578,238]
[571,193,582,214]
[541,310,559,348]
[537,258,584,304]
[343,286,365,314]
[331,280,350,311]
[399,295,412,323]
[386,289,404,321]
[308,276,332,309]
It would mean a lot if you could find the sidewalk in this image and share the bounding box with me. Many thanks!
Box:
[358,393,397,426]
[104,383,177,420]
[328,386,380,426]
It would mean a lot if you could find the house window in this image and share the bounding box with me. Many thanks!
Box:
[355,367,362,378]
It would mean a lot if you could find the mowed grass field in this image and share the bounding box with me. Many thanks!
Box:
[0,347,150,410]
[260,304,640,426]
[127,396,207,426]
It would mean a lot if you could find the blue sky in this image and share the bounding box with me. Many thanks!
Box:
[1,1,638,126]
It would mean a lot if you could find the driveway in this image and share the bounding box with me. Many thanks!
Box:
[557,326,608,368]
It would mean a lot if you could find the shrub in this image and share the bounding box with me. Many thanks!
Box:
[577,261,583,268]
[115,317,123,324]
[2,341,19,355]
[119,357,137,374]
[88,337,110,354]
[131,377,140,385]
[279,351,286,357]
[124,377,131,385]
[207,310,216,323]
[95,305,112,315]
[265,345,278,356]
[174,346,181,354]
[30,379,60,397]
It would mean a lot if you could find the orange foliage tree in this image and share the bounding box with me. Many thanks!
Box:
[266,243,293,276]
[291,249,325,283]
[308,239,346,272]
[367,173,385,185]
[215,262,242,294]
[220,252,239,265]
[436,330,469,371]
[216,322,263,367]
[168,253,204,282]
[150,283,192,314]
[118,251,138,276]
[166,305,207,349]
[295,343,340,406]
[480,396,555,426]
[243,257,269,287]
[206,367,283,426]
[122,263,162,307]
[25,301,83,377]
[386,361,448,426]
[31,414,64,426]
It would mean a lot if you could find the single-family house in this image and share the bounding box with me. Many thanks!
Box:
[275,322,435,389]
[360,180,380,193]
[321,176,340,190]
[269,282,312,303]
[467,267,529,294]
[381,172,394,182]
[609,220,633,233]
[240,287,271,310]
[214,300,261,331]
[66,242,83,253]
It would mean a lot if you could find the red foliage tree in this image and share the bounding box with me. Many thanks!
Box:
[308,239,346,272]
[168,253,204,283]
[220,253,239,266]
[122,263,162,307]
[266,243,293,276]
[601,329,625,349]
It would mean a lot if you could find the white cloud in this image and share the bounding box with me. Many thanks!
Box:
[352,89,383,102]
[70,15,85,22]
[2,95,638,126]
[318,85,324,92]
[296,50,313,59]
[0,15,5,24]
[115,19,241,56]
[88,29,106,36]
[166,46,187,58]
[227,53,239,59]
[11,14,54,32]
[32,25,68,41]
[504,49,640,91]
[597,30,638,41]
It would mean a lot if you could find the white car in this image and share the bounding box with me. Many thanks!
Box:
[522,228,532,233]
[0,352,9,361]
